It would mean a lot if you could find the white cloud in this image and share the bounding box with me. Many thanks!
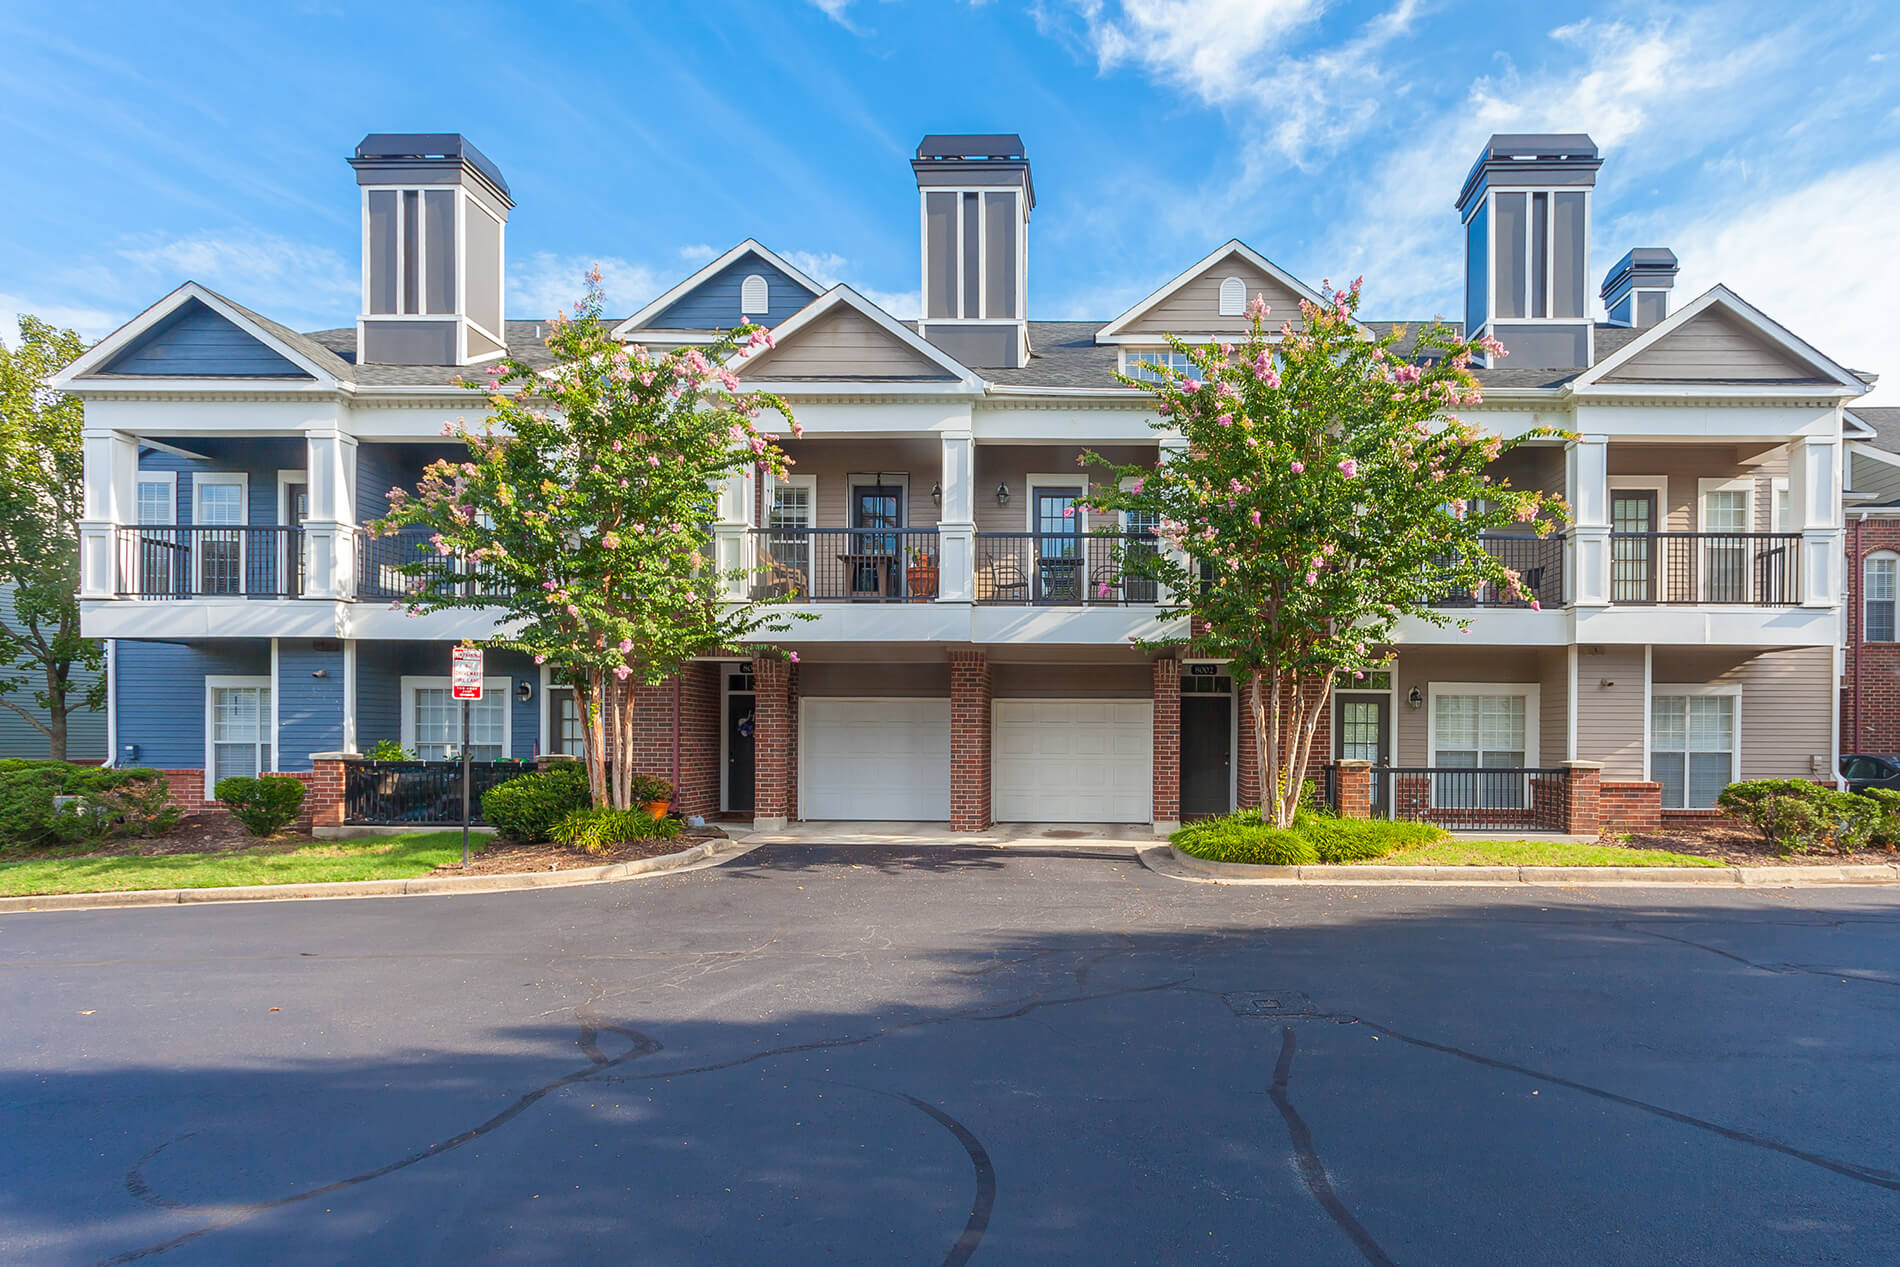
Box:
[508,253,664,321]
[115,231,357,317]
[677,243,719,265]
[779,249,918,318]
[804,0,867,34]
[0,294,125,349]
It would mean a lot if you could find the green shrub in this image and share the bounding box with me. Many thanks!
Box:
[0,764,71,847]
[1172,807,1446,866]
[367,739,414,760]
[0,763,179,847]
[1302,814,1442,862]
[549,805,682,855]
[214,775,307,837]
[1719,779,1877,855]
[1861,788,1900,850]
[630,773,673,805]
[481,762,590,842]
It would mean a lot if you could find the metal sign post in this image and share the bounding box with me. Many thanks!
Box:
[452,647,484,868]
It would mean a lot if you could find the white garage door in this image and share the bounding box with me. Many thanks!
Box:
[801,698,950,820]
[992,699,1153,823]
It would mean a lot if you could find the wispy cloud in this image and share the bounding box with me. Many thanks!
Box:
[507,253,664,321]
[780,249,918,318]
[0,294,126,349]
[804,0,867,35]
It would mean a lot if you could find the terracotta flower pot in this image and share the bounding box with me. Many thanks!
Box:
[643,800,670,821]
[907,565,939,601]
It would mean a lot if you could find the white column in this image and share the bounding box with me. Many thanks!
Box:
[1790,433,1842,607]
[1156,435,1189,604]
[713,468,755,601]
[937,430,976,603]
[303,430,359,600]
[1566,434,1610,607]
[79,430,139,599]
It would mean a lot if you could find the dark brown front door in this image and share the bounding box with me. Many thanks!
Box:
[1334,694,1390,815]
[1611,490,1658,603]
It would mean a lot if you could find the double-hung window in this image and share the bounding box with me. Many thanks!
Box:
[1432,690,1530,808]
[1699,483,1752,602]
[1865,554,1897,642]
[195,474,247,596]
[207,679,271,783]
[765,477,815,597]
[1122,349,1192,383]
[411,685,506,762]
[1651,693,1737,809]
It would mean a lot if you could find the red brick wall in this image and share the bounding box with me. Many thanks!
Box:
[1845,518,1900,753]
[304,762,344,829]
[753,653,793,821]
[1336,762,1371,819]
[158,769,209,812]
[1560,764,1601,835]
[588,666,725,815]
[1152,659,1180,825]
[1233,674,1332,812]
[1600,780,1662,831]
[949,649,991,831]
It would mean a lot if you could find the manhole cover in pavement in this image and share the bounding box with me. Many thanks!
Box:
[1223,990,1319,1018]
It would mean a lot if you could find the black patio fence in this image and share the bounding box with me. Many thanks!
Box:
[1379,767,1566,832]
[343,760,534,826]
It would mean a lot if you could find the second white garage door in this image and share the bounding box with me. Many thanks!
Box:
[992,699,1154,823]
[801,698,950,820]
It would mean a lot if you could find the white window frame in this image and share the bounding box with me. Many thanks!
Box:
[765,473,817,590]
[277,469,308,597]
[358,184,465,322]
[1770,476,1790,534]
[1648,684,1742,808]
[845,471,909,529]
[1864,550,1899,643]
[1119,347,1192,382]
[193,472,249,595]
[1217,276,1246,316]
[1698,476,1757,602]
[136,472,178,525]
[1425,683,1540,767]
[400,675,512,761]
[204,675,273,786]
[740,273,769,316]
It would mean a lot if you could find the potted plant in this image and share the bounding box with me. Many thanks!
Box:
[906,544,939,601]
[631,774,674,821]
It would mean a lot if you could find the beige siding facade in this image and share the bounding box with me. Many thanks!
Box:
[972,445,1156,534]
[1393,647,1565,767]
[1608,442,1789,532]
[774,439,946,529]
[1651,645,1835,781]
[1119,255,1309,338]
[1484,444,1566,498]
[1602,308,1823,383]
[991,664,1151,698]
[1574,646,1648,779]
[741,305,953,380]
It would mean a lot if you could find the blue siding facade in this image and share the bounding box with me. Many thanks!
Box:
[116,640,270,769]
[139,439,305,527]
[0,585,106,760]
[98,300,309,378]
[355,443,464,523]
[276,641,345,770]
[356,642,403,753]
[649,254,818,330]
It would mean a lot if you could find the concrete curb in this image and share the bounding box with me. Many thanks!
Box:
[0,841,716,915]
[1156,846,1900,887]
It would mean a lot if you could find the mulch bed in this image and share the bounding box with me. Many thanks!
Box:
[1612,821,1900,867]
[442,836,693,875]
[8,814,320,860]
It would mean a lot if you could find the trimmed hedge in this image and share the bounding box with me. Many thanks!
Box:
[1718,779,1883,856]
[214,775,307,837]
[1171,808,1444,866]
[481,763,591,842]
[0,761,179,848]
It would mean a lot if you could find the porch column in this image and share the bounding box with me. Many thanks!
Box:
[1157,436,1189,604]
[304,429,358,599]
[1790,434,1842,607]
[79,429,138,599]
[1559,760,1602,835]
[751,651,792,830]
[713,469,755,601]
[306,753,351,832]
[1566,433,1610,608]
[937,430,976,603]
[948,649,991,830]
[1335,759,1372,820]
[1152,658,1180,833]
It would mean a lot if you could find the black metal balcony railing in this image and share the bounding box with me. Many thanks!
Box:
[749,528,942,602]
[1608,531,1799,606]
[343,759,533,825]
[114,526,305,598]
[1380,767,1566,831]
[358,527,513,602]
[1431,533,1565,608]
[975,533,1161,605]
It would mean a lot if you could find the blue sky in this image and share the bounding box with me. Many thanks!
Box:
[3,0,1898,398]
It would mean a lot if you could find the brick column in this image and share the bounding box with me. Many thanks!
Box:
[1560,760,1602,836]
[948,649,991,831]
[1235,673,1261,810]
[1335,759,1372,820]
[306,754,350,833]
[1152,659,1181,832]
[752,653,793,830]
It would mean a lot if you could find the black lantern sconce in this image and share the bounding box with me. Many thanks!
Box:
[931,482,942,506]
[516,681,534,704]
[1407,686,1423,710]
[995,482,1011,506]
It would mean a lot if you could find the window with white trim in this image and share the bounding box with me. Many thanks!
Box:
[1700,484,1751,602]
[1866,553,1897,642]
[209,682,271,783]
[137,479,174,525]
[740,273,768,316]
[412,685,506,762]
[1122,349,1192,383]
[549,687,585,756]
[765,477,814,593]
[1218,276,1245,316]
[1432,690,1529,808]
[1651,693,1737,809]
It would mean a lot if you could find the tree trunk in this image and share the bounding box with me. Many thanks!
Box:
[578,672,607,806]
[45,660,66,763]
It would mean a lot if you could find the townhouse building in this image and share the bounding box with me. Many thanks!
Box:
[56,131,1868,832]
[1842,407,1900,759]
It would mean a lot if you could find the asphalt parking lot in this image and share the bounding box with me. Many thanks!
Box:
[5,842,1900,1265]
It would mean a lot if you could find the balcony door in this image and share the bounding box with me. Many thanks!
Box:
[280,477,308,597]
[1610,489,1658,603]
[194,475,246,596]
[848,481,903,597]
[1033,485,1082,604]
[1700,485,1751,602]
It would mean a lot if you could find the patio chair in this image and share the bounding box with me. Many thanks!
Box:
[982,556,1030,602]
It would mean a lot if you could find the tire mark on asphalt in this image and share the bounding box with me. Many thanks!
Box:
[1267,1026,1397,1266]
[898,1094,996,1267]
[1617,920,1900,990]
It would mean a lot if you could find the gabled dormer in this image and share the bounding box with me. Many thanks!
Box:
[51,282,349,392]
[728,285,982,395]
[1570,285,1867,395]
[612,240,823,343]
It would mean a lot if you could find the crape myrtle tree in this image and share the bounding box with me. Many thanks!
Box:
[1084,280,1570,829]
[371,271,803,810]
[0,317,105,760]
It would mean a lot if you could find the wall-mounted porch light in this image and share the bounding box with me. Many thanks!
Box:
[516,681,534,703]
[995,482,1011,506]
[931,482,942,506]
[1407,686,1423,710]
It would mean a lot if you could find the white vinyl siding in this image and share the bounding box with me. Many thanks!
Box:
[207,680,271,784]
[1651,693,1737,809]
[1866,553,1897,643]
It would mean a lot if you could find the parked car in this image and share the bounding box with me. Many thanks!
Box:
[1841,754,1900,794]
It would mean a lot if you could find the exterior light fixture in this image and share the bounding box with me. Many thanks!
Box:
[516,681,534,703]
[931,482,942,506]
[996,482,1011,505]
[1407,686,1423,710]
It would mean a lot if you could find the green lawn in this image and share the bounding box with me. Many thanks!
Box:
[0,832,476,897]
[1360,838,1722,867]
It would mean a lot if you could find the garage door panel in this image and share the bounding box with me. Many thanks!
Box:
[992,698,1153,823]
[803,699,950,820]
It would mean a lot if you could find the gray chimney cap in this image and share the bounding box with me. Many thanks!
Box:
[912,133,1034,208]
[915,133,1026,160]
[1457,132,1601,216]
[350,133,511,202]
[1601,247,1679,301]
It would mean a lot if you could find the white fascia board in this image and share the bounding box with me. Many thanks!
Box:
[744,380,985,398]
[1849,440,1900,472]
[611,239,824,339]
[1569,285,1868,393]
[1844,411,1878,439]
[1094,238,1357,343]
[52,281,343,390]
[726,284,983,389]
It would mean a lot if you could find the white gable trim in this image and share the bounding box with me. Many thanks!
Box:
[1844,410,1879,440]
[1569,285,1867,393]
[51,282,341,390]
[726,285,985,391]
[611,239,824,338]
[1094,239,1352,344]
[1850,440,1900,474]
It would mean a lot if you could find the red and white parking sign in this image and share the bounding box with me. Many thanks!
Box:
[451,646,484,700]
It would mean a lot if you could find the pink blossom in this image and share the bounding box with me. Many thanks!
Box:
[1063,506,1075,518]
[1098,582,1111,597]
[618,638,633,654]
[647,455,661,467]
[1182,378,1202,394]
[566,604,580,617]
[1529,600,1542,612]
[1217,413,1233,427]
[1290,461,1304,475]
[1305,571,1318,585]
[1131,477,1144,494]
[788,651,800,663]
[1338,458,1359,479]
[1246,295,1270,319]
[1250,509,1261,525]
[534,654,546,664]
[613,665,632,681]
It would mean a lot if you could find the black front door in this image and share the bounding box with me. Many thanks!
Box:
[1333,694,1391,815]
[850,484,903,596]
[726,690,756,813]
[1034,486,1083,603]
[1181,692,1233,818]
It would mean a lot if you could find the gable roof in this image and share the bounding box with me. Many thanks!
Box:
[54,282,350,389]
[728,286,982,392]
[1571,285,1866,394]
[1850,407,1900,453]
[611,240,824,340]
[1095,239,1354,344]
